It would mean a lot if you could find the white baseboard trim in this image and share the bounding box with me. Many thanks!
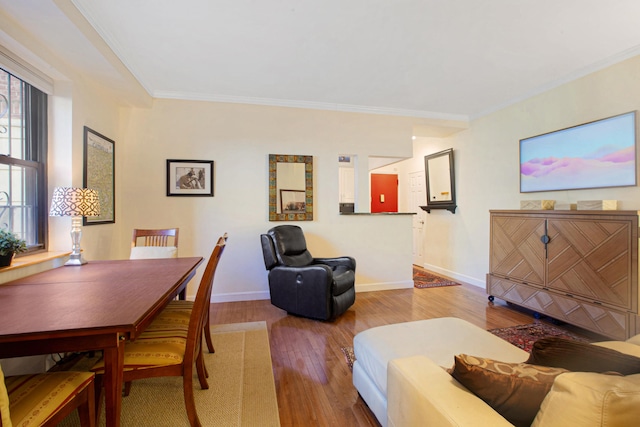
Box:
[355,280,414,293]
[421,264,485,289]
[205,272,482,303]
[210,290,271,303]
[204,282,414,302]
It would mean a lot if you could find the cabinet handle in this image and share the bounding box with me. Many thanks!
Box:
[540,235,551,244]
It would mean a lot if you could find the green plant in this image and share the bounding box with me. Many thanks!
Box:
[0,229,27,256]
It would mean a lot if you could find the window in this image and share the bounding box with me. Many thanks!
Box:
[0,68,47,253]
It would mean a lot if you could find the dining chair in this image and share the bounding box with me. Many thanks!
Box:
[0,363,95,427]
[129,228,179,259]
[158,232,228,354]
[91,234,227,427]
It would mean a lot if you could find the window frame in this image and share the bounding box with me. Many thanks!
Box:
[0,69,48,255]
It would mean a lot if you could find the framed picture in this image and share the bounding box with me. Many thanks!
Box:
[280,189,306,213]
[83,126,115,225]
[166,159,214,197]
[520,111,636,192]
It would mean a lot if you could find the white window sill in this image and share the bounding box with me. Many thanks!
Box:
[0,251,71,284]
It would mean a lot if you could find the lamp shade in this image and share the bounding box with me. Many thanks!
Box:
[49,187,101,217]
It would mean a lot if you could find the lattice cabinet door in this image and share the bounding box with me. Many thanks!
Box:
[547,218,634,310]
[490,213,546,286]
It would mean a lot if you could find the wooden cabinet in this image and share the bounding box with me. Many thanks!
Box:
[487,210,639,339]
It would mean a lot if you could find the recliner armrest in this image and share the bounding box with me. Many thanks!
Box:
[313,256,356,271]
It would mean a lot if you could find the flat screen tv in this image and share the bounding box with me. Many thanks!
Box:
[520,111,636,193]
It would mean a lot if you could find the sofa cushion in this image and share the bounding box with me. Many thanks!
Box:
[353,317,528,400]
[627,334,640,346]
[531,372,640,427]
[388,355,515,427]
[527,337,640,375]
[451,354,568,427]
[593,340,640,358]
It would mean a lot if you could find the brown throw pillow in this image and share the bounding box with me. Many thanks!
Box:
[527,337,640,375]
[451,354,568,427]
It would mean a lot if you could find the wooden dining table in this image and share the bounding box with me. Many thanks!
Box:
[0,256,203,427]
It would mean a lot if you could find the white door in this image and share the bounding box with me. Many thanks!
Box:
[409,171,426,266]
[339,167,355,203]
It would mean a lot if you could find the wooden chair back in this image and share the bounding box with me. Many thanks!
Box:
[132,228,179,248]
[185,233,227,361]
[93,233,228,426]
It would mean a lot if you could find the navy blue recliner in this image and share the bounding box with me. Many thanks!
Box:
[260,225,356,320]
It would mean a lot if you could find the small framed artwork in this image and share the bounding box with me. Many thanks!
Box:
[166,159,214,197]
[83,126,115,225]
[280,189,306,214]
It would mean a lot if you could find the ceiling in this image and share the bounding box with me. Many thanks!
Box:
[3,0,640,122]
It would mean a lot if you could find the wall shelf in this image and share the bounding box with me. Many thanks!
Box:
[420,204,456,214]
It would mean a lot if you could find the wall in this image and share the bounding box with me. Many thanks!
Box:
[399,54,640,288]
[118,100,417,300]
[48,76,127,260]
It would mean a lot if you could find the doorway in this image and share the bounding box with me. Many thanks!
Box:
[409,171,426,266]
[370,174,398,213]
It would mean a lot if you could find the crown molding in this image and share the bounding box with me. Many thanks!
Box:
[470,44,640,121]
[153,90,470,122]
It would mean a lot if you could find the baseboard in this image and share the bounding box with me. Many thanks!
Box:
[203,271,479,303]
[421,264,485,289]
[355,280,414,293]
[210,290,271,303]
[204,282,413,302]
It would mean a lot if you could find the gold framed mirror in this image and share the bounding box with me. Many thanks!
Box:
[269,154,313,221]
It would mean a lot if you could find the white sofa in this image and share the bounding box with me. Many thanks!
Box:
[352,317,640,427]
[352,317,529,426]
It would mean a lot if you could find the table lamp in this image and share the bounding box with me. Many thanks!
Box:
[49,187,100,266]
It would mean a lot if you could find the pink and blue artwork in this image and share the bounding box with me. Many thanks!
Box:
[520,111,636,193]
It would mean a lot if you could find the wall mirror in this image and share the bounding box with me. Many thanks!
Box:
[269,154,313,221]
[422,148,456,214]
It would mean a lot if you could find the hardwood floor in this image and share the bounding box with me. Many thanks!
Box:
[208,278,603,427]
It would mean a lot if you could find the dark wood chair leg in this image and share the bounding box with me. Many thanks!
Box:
[123,381,132,396]
[183,364,202,427]
[94,375,104,425]
[77,381,97,427]
[204,310,215,353]
[196,344,209,389]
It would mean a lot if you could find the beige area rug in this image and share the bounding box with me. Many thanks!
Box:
[59,321,280,427]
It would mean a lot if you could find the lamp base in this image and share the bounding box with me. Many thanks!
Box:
[65,253,87,266]
[65,216,87,266]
